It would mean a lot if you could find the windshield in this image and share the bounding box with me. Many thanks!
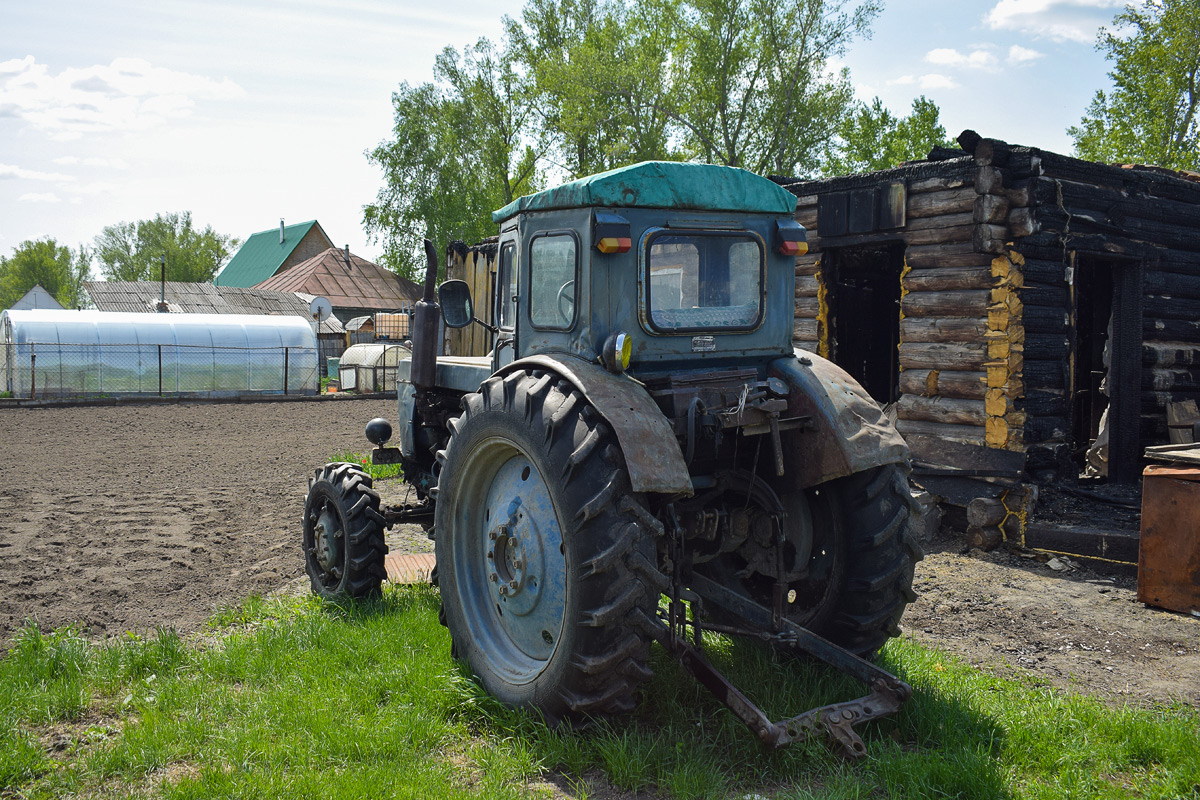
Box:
[646,232,763,331]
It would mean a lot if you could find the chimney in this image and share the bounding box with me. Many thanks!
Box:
[344,244,351,271]
[279,219,285,245]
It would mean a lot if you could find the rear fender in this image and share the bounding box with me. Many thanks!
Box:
[496,354,693,496]
[770,349,909,488]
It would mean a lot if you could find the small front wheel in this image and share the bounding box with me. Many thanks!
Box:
[303,462,387,598]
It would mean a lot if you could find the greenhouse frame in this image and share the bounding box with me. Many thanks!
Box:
[338,342,411,393]
[0,310,319,399]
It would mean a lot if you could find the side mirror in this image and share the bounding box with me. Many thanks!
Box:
[439,280,473,328]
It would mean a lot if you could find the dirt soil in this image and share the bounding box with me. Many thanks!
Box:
[1,400,1197,709]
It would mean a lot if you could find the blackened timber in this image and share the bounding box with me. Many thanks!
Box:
[776,158,974,199]
[906,433,1026,473]
[1022,305,1068,333]
[1147,369,1200,391]
[1017,389,1069,416]
[1144,270,1200,297]
[1024,359,1068,390]
[1025,415,1070,444]
[1145,295,1200,320]
[1020,284,1069,308]
[1145,317,1200,339]
[1023,333,1070,359]
[1143,342,1200,367]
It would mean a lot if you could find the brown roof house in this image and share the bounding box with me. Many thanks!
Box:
[254,247,421,325]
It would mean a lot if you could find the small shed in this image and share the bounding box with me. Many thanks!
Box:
[337,342,411,393]
[0,309,318,399]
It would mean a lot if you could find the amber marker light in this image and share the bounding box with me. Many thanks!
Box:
[774,219,808,256]
[601,331,633,373]
[596,236,632,254]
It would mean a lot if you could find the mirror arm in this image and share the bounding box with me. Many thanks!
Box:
[474,317,499,334]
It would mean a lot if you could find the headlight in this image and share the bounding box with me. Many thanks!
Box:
[601,331,632,373]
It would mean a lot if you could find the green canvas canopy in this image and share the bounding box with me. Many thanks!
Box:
[492,161,797,222]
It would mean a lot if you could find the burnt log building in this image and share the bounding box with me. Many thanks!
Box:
[776,131,1200,562]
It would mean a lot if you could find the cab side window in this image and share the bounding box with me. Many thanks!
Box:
[529,233,576,329]
[497,241,516,330]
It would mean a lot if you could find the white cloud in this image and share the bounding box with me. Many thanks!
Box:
[1008,44,1045,64]
[926,48,998,69]
[888,74,960,90]
[19,192,62,203]
[0,162,74,182]
[51,156,129,169]
[984,0,1123,44]
[0,55,245,140]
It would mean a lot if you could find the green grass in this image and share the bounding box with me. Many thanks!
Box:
[2,587,1198,799]
[329,450,404,482]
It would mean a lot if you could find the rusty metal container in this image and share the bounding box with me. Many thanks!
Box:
[1138,466,1200,614]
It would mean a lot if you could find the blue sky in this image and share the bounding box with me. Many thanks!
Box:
[1,0,1122,267]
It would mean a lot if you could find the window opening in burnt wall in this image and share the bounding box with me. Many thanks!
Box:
[824,241,905,404]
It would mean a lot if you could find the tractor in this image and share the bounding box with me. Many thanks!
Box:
[302,161,921,757]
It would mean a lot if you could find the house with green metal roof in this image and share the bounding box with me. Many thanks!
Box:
[213,220,334,287]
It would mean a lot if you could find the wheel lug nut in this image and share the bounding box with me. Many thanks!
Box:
[512,559,523,569]
[489,531,497,540]
[508,580,518,590]
[489,573,498,582]
[498,586,508,595]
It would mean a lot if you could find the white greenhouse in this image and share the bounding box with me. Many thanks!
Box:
[0,310,319,399]
[338,342,411,393]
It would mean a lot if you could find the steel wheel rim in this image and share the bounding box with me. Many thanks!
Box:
[305,492,344,589]
[451,435,568,684]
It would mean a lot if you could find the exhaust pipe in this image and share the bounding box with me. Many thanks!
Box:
[409,238,441,391]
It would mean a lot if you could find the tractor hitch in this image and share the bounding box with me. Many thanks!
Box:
[656,572,912,759]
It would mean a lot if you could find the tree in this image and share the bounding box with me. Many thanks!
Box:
[670,0,879,176]
[824,96,955,176]
[505,0,680,177]
[364,38,542,280]
[0,238,91,310]
[93,212,238,283]
[1069,0,1200,171]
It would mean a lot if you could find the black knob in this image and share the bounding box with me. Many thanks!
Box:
[365,417,393,447]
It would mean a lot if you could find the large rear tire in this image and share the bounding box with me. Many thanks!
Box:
[803,463,922,657]
[302,463,388,598]
[697,463,920,658]
[434,370,662,720]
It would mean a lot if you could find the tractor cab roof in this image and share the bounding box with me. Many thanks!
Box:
[492,161,798,223]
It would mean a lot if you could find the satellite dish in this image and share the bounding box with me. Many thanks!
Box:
[309,296,333,322]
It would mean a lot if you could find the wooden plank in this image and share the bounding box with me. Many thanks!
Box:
[896,418,987,444]
[899,368,988,399]
[903,266,996,292]
[904,241,989,268]
[1166,400,1199,444]
[900,317,989,342]
[907,187,977,219]
[900,290,991,318]
[795,274,820,297]
[897,395,989,425]
[899,341,989,371]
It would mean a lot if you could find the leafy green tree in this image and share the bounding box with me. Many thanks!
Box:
[505,0,680,177]
[0,238,91,310]
[825,95,955,176]
[670,0,878,176]
[1069,0,1200,170]
[364,38,541,280]
[93,212,238,283]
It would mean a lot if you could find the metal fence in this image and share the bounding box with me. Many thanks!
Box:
[1,341,319,400]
